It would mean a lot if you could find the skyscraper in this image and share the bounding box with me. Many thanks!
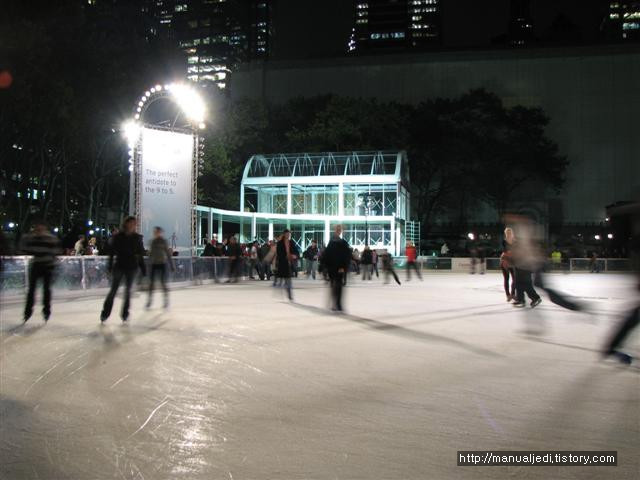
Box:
[143,0,272,88]
[349,0,441,53]
[604,1,640,41]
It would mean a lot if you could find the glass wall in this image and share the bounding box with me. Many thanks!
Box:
[342,183,398,217]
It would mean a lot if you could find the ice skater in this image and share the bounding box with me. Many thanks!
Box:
[500,227,516,302]
[602,201,639,364]
[510,221,542,309]
[303,240,319,280]
[146,227,174,309]
[405,242,422,281]
[100,216,146,322]
[323,224,351,312]
[382,252,401,285]
[276,229,294,300]
[361,245,373,281]
[21,220,61,322]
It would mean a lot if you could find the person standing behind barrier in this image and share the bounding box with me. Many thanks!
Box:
[146,227,174,309]
[100,216,146,322]
[276,230,294,300]
[21,220,61,322]
[74,235,86,256]
[249,241,260,280]
[323,225,351,312]
[304,240,319,280]
[226,236,242,283]
[405,242,422,281]
[361,245,373,281]
[501,227,517,302]
[440,242,449,256]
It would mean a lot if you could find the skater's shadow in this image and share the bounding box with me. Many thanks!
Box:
[288,301,501,358]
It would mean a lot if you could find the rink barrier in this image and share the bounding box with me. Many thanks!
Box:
[0,256,632,294]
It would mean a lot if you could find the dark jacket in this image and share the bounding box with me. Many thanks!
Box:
[304,245,319,261]
[276,238,292,278]
[202,242,215,256]
[360,249,373,265]
[323,236,351,276]
[109,232,146,274]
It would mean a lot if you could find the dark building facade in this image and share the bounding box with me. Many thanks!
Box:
[349,0,441,53]
[142,0,271,88]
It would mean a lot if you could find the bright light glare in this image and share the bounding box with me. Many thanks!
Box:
[8,222,15,228]
[594,234,601,240]
[171,83,206,123]
[89,229,95,235]
[88,220,93,226]
[607,233,614,239]
[54,227,59,233]
[122,120,141,147]
[467,232,475,240]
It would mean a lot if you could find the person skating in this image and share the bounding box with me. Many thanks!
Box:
[405,242,422,281]
[21,220,61,322]
[303,240,319,280]
[382,252,401,285]
[371,249,379,278]
[146,227,174,309]
[323,224,351,312]
[510,223,542,309]
[500,227,517,302]
[276,229,294,300]
[100,216,146,322]
[360,245,373,281]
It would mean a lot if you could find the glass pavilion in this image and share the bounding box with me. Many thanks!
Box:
[195,151,410,255]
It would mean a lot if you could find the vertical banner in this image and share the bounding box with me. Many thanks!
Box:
[140,127,193,255]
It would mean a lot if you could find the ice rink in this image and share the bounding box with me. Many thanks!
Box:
[1,272,638,479]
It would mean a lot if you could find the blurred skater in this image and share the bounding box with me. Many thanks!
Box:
[100,216,146,322]
[371,249,379,278]
[21,220,61,322]
[323,224,351,312]
[501,227,516,302]
[361,245,373,281]
[276,229,294,300]
[509,219,542,308]
[304,240,319,280]
[405,242,422,281]
[146,227,174,309]
[382,252,401,285]
[602,202,640,364]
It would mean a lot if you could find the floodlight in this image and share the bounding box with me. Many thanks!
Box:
[607,233,613,239]
[594,234,601,240]
[171,83,206,123]
[467,232,475,240]
[122,120,141,146]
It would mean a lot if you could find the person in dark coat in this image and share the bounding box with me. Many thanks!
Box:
[100,216,146,322]
[276,230,294,300]
[360,245,373,281]
[21,220,62,322]
[226,235,242,283]
[323,224,351,312]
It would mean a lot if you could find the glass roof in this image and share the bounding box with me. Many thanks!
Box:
[243,151,408,183]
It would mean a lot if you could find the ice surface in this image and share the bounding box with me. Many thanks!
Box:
[1,273,638,479]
